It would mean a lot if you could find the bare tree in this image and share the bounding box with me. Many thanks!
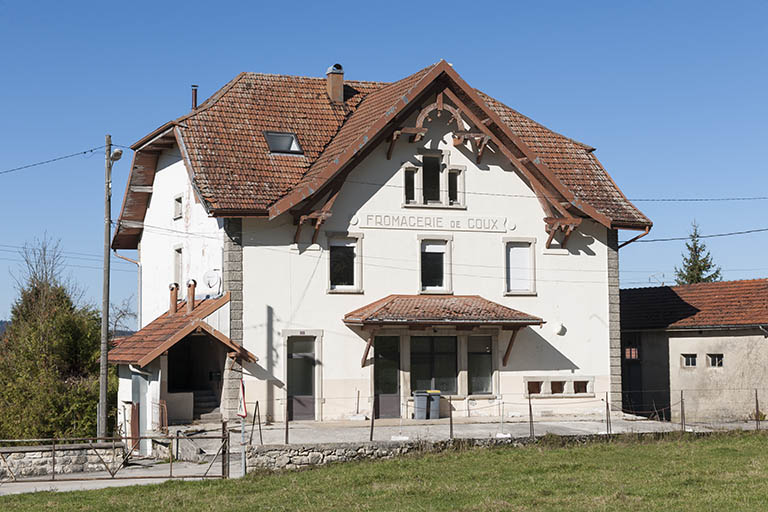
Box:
[110,296,137,340]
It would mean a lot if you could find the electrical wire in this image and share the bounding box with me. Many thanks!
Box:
[0,146,107,176]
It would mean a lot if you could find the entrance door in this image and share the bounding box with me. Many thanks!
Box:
[374,336,400,418]
[287,336,316,421]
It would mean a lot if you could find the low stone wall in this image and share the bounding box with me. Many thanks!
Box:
[0,443,125,479]
[247,437,538,471]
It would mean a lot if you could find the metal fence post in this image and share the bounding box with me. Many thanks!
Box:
[605,392,612,435]
[756,389,761,431]
[528,395,534,440]
[369,396,376,442]
[241,417,246,477]
[51,439,56,481]
[680,390,686,432]
[221,421,228,479]
[449,396,454,440]
[169,432,173,478]
[284,399,290,445]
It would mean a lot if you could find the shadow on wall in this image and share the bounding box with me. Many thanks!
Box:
[505,328,579,371]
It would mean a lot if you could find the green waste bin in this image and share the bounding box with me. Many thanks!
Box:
[413,391,429,419]
[426,390,441,419]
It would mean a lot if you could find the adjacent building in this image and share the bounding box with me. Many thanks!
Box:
[621,279,768,422]
[108,60,651,440]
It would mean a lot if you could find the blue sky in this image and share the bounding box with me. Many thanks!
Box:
[1,1,766,322]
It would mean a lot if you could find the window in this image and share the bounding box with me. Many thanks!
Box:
[448,170,460,205]
[401,153,464,208]
[551,381,565,394]
[468,336,493,395]
[527,381,542,395]
[682,353,697,367]
[404,169,416,204]
[707,353,723,367]
[624,347,640,360]
[422,156,441,203]
[411,336,457,394]
[574,381,589,394]
[504,240,535,295]
[173,195,183,220]
[328,236,361,293]
[173,248,183,286]
[420,239,450,292]
[264,131,303,154]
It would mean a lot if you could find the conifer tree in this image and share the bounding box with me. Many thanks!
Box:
[674,221,722,285]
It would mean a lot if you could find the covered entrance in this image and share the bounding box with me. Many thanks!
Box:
[345,294,544,419]
[109,291,258,431]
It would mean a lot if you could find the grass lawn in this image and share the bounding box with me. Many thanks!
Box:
[2,432,768,511]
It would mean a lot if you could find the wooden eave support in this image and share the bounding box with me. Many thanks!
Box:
[440,89,570,221]
[292,178,344,244]
[502,327,522,367]
[544,217,582,249]
[361,333,374,367]
[386,127,428,160]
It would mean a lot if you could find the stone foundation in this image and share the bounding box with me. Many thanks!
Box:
[0,442,125,479]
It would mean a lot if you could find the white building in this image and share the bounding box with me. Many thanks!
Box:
[621,279,768,422]
[109,60,651,439]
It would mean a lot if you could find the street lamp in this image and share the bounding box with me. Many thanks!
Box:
[98,136,121,438]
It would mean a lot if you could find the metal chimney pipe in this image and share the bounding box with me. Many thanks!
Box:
[191,84,199,109]
[186,279,197,314]
[169,283,179,314]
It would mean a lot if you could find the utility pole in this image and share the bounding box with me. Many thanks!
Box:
[99,135,121,438]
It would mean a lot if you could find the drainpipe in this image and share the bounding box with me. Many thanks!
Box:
[113,249,142,327]
[759,325,768,338]
[618,226,651,249]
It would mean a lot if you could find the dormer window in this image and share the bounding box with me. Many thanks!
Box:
[264,131,303,154]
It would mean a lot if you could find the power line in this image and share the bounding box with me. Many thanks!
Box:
[630,227,768,243]
[0,146,106,176]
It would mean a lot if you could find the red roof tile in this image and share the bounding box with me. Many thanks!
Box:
[621,279,768,330]
[108,293,256,366]
[344,295,544,327]
[114,61,650,248]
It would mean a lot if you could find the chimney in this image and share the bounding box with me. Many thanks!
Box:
[186,279,197,315]
[326,64,344,104]
[191,84,199,109]
[169,283,179,313]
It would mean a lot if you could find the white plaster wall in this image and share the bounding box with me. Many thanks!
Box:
[668,330,768,422]
[241,106,612,420]
[138,148,224,326]
[116,365,133,437]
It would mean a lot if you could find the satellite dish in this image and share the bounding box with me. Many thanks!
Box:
[203,270,221,290]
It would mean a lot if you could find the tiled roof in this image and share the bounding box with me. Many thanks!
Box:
[344,295,544,327]
[179,73,385,212]
[114,61,651,248]
[476,92,652,228]
[108,293,256,366]
[621,279,768,331]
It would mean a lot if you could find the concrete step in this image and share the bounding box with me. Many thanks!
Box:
[198,410,222,422]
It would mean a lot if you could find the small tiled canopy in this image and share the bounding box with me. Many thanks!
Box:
[345,295,544,367]
[108,293,257,367]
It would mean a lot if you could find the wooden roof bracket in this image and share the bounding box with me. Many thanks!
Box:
[386,127,428,160]
[293,178,343,244]
[544,217,583,249]
[361,333,374,367]
[440,88,570,223]
[502,327,522,367]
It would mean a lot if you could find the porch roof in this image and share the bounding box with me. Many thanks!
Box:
[108,293,257,367]
[343,295,544,328]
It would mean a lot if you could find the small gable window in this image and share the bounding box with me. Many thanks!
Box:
[264,131,303,154]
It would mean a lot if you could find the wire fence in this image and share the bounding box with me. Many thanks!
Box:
[2,387,765,484]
